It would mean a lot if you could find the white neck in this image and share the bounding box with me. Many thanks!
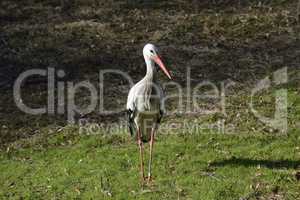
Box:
[144,56,155,81]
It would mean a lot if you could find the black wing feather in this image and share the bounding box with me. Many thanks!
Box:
[157,109,164,124]
[127,109,135,136]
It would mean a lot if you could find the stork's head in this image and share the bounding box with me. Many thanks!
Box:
[143,43,172,79]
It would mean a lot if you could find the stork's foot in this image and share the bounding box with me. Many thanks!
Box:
[146,176,152,182]
[145,176,154,185]
[139,176,155,189]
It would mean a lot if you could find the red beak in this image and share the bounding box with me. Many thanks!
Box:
[153,56,172,80]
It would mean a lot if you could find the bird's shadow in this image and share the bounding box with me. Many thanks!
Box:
[211,157,300,169]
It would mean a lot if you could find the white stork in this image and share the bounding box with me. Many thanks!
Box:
[126,43,172,184]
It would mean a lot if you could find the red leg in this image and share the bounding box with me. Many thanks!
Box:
[147,126,156,183]
[137,128,145,184]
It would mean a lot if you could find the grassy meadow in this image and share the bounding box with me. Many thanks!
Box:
[0,128,300,199]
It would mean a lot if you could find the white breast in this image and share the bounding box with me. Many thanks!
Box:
[127,78,163,113]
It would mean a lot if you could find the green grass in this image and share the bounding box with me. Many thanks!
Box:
[1,129,300,200]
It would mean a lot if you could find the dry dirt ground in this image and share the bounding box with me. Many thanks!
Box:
[0,0,300,145]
